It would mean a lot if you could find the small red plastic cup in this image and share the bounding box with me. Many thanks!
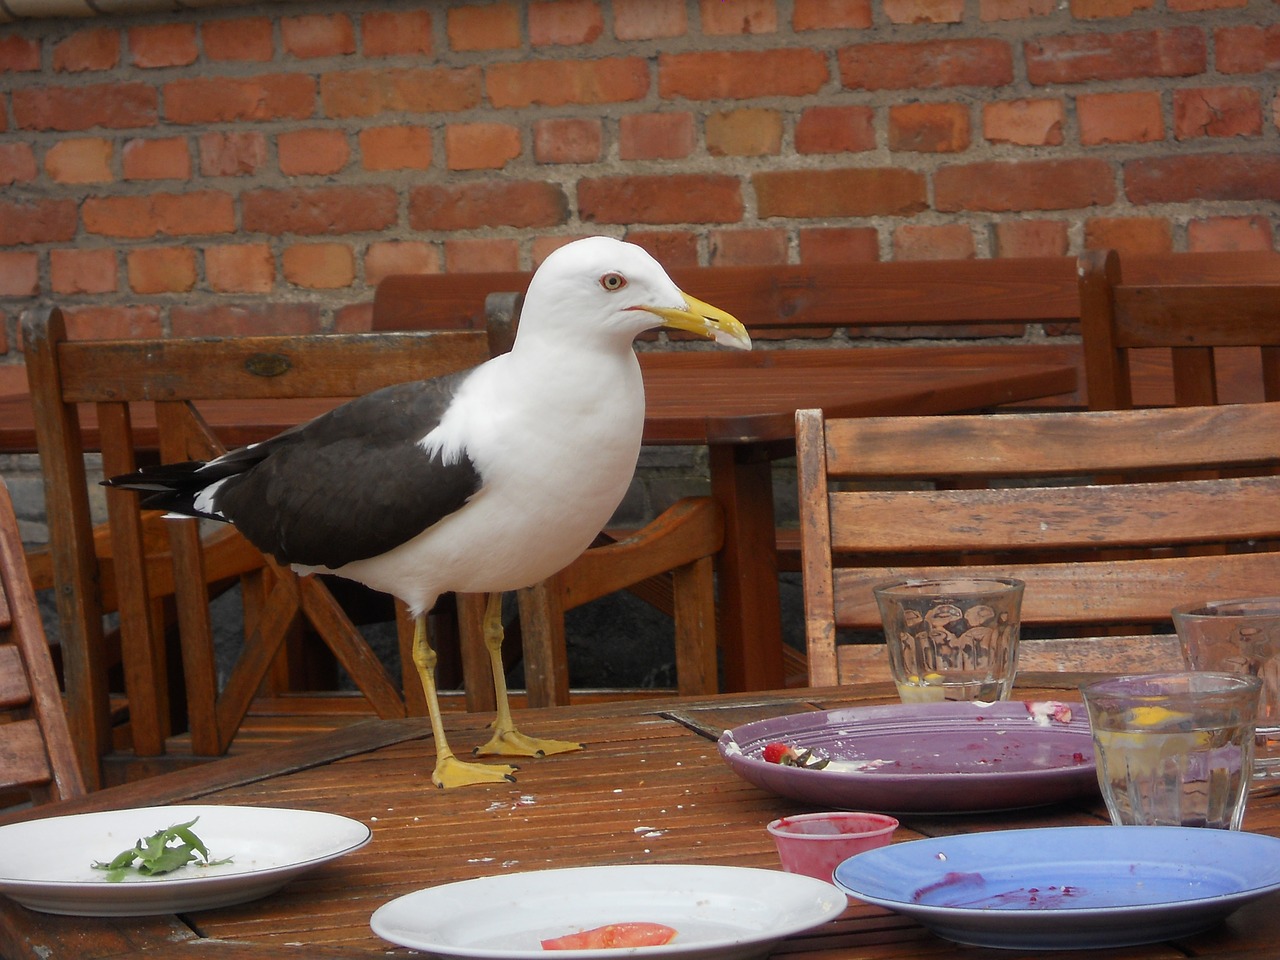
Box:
[767,812,899,882]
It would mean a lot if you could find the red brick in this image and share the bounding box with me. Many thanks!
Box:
[619,112,696,160]
[283,14,355,59]
[534,117,603,164]
[321,66,481,117]
[793,0,873,27]
[1070,0,1155,18]
[445,123,522,170]
[202,17,274,62]
[362,10,433,57]
[1025,27,1206,84]
[709,229,788,265]
[1216,25,1280,74]
[795,105,876,154]
[579,174,742,224]
[839,39,1013,90]
[488,57,649,108]
[364,241,441,283]
[614,0,688,38]
[935,159,1115,211]
[533,235,594,267]
[82,196,155,239]
[360,126,432,171]
[277,129,350,176]
[798,227,880,263]
[122,136,191,180]
[892,224,976,260]
[889,102,970,152]
[1077,91,1164,145]
[170,303,321,338]
[0,252,38,296]
[625,231,700,267]
[0,199,76,244]
[446,4,521,51]
[1124,154,1280,203]
[127,246,197,294]
[198,132,268,177]
[410,181,569,230]
[0,142,37,184]
[982,99,1064,146]
[128,23,197,68]
[165,75,314,124]
[242,186,397,236]
[82,191,234,238]
[0,34,40,72]
[706,108,783,157]
[980,0,1055,17]
[1174,86,1262,139]
[754,168,927,218]
[700,0,778,33]
[53,28,119,72]
[443,238,519,273]
[885,0,964,23]
[282,242,355,289]
[64,305,163,340]
[993,220,1069,257]
[335,303,372,333]
[50,247,117,294]
[1187,216,1273,251]
[531,1,605,45]
[205,243,275,294]
[44,138,113,184]
[660,49,827,99]
[13,82,157,131]
[1083,218,1173,254]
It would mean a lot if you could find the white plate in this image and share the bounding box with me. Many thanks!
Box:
[371,864,846,960]
[834,826,1280,950]
[0,804,371,916]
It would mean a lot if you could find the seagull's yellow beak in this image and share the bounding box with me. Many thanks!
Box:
[643,293,752,351]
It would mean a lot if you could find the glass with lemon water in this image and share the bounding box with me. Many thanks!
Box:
[1082,672,1261,829]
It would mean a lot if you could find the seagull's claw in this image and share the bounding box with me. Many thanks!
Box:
[474,730,583,758]
[431,754,519,789]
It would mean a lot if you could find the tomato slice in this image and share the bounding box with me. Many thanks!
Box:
[540,922,677,950]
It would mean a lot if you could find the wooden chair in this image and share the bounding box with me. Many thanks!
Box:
[1081,248,1280,410]
[0,476,86,809]
[22,306,492,787]
[796,402,1280,688]
[372,275,724,709]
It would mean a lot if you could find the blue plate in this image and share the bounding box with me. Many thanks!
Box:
[835,826,1280,950]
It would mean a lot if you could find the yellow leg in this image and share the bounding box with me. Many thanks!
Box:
[410,613,517,788]
[474,592,583,758]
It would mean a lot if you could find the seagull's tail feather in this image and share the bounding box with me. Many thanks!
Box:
[102,459,237,523]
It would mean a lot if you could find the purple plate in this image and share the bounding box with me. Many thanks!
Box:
[717,701,1097,814]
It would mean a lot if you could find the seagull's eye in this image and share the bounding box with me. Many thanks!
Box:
[599,272,627,292]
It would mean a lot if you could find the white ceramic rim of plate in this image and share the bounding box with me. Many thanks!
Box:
[0,803,371,889]
[370,863,846,959]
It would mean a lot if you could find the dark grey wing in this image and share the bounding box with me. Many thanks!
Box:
[214,370,481,569]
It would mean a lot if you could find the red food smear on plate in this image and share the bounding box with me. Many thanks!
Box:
[541,922,678,950]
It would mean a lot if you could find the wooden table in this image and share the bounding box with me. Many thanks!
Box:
[3,683,1279,959]
[0,348,1076,692]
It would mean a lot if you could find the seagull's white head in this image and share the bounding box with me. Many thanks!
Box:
[518,236,751,352]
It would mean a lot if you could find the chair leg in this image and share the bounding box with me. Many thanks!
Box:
[456,592,497,713]
[516,579,571,708]
[672,556,718,696]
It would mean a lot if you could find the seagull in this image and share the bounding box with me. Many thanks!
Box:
[104,236,752,788]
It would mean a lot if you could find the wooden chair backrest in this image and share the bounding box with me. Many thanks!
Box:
[0,477,87,806]
[372,258,1081,339]
[797,402,1280,688]
[1081,248,1280,410]
[22,306,491,785]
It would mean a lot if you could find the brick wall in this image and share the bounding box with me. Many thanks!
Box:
[1,0,1277,349]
